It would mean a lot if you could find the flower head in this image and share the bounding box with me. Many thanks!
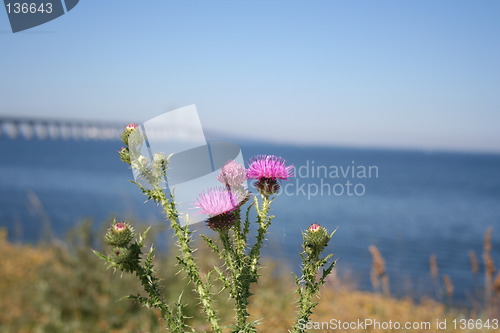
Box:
[217,160,247,187]
[131,155,149,172]
[194,187,248,230]
[308,223,322,232]
[246,155,293,180]
[125,123,138,130]
[206,212,237,231]
[105,220,135,247]
[119,147,131,164]
[114,221,128,232]
[152,152,168,178]
[111,245,141,272]
[303,223,331,254]
[247,155,293,195]
[121,123,139,145]
[195,187,247,216]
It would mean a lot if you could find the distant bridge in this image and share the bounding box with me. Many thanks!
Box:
[0,116,127,140]
[0,115,205,142]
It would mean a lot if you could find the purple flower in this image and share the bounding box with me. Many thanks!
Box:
[194,187,247,216]
[121,123,139,145]
[125,123,138,130]
[217,160,247,187]
[114,221,129,232]
[194,187,248,230]
[105,221,134,246]
[247,155,293,195]
[304,223,330,251]
[308,223,321,232]
[246,155,293,180]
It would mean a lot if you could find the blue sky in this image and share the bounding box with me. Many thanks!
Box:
[1,1,499,152]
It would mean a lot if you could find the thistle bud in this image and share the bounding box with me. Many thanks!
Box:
[153,152,167,166]
[304,223,330,252]
[121,123,138,145]
[105,221,134,247]
[111,246,133,264]
[152,152,168,178]
[111,246,140,272]
[119,147,131,164]
[131,155,149,174]
[206,212,237,231]
[254,178,280,196]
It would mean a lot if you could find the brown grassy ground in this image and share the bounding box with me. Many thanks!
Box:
[0,225,499,333]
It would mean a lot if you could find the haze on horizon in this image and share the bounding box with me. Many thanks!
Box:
[1,1,499,153]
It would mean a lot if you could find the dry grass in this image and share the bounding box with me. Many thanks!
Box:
[1,225,499,333]
[469,250,479,275]
[429,254,438,280]
[442,275,454,300]
[484,227,497,316]
[368,245,389,297]
[249,268,476,333]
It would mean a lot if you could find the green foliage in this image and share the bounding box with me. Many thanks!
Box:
[291,227,336,333]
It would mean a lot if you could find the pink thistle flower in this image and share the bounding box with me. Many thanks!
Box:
[308,223,322,232]
[105,221,134,246]
[247,155,293,195]
[121,123,139,145]
[194,187,248,230]
[114,221,128,232]
[304,223,330,251]
[217,160,247,187]
[194,187,247,216]
[246,155,293,180]
[125,123,138,130]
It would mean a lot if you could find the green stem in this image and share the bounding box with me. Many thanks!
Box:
[249,195,272,279]
[291,258,321,333]
[291,239,335,333]
[233,195,274,332]
[219,229,251,331]
[95,231,187,332]
[215,195,274,333]
[134,265,185,332]
[159,192,222,333]
[232,208,246,258]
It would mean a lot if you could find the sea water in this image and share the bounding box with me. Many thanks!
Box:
[1,138,499,303]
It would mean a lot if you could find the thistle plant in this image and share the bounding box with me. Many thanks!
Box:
[94,221,189,332]
[95,124,336,332]
[291,224,336,333]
